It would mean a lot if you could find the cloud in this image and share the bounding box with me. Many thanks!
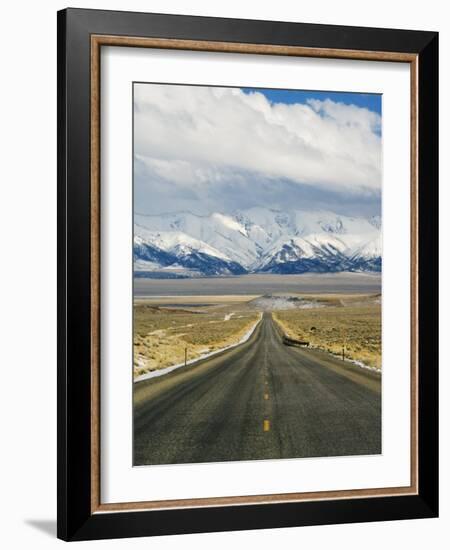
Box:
[133,84,381,216]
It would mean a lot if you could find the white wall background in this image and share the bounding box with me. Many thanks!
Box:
[0,1,446,548]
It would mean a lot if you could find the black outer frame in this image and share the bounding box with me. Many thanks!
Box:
[57,8,438,541]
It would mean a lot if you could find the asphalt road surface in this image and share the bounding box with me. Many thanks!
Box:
[134,313,381,465]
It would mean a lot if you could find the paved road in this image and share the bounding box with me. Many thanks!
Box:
[134,313,381,465]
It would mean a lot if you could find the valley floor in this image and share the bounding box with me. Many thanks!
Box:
[134,283,382,378]
[134,272,381,297]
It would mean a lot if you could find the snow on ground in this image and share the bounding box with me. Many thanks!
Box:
[249,295,324,311]
[146,329,167,337]
[321,349,382,374]
[211,212,248,236]
[135,226,231,261]
[135,354,148,368]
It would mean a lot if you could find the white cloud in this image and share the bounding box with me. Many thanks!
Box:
[133,84,381,215]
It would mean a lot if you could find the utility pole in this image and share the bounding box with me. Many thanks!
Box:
[184,347,187,367]
[342,345,345,361]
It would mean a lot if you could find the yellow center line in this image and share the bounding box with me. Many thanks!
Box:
[263,419,270,432]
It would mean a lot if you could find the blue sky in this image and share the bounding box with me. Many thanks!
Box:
[242,87,382,116]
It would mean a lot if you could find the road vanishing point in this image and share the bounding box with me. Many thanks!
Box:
[133,313,381,465]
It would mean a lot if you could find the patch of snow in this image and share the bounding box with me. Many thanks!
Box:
[147,329,166,337]
[211,213,248,236]
[135,355,147,368]
[134,258,160,271]
[135,226,231,261]
[250,295,324,311]
[326,350,382,374]
[348,234,382,260]
[348,359,382,374]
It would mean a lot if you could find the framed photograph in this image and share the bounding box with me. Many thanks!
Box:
[57,8,438,541]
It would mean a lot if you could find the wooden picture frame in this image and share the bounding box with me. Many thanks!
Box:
[57,8,438,541]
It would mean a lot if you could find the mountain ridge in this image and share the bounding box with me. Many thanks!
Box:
[134,208,381,278]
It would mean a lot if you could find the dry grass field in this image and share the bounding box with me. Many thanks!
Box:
[133,302,260,378]
[134,292,381,378]
[273,297,381,370]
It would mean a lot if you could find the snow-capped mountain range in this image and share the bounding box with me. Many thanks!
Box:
[134,208,381,278]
